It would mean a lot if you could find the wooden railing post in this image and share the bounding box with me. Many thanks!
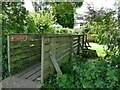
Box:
[82,35,84,53]
[41,36,44,84]
[7,35,11,76]
[77,35,80,55]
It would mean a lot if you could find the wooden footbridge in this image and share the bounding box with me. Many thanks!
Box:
[2,34,90,88]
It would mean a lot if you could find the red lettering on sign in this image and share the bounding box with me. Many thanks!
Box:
[10,35,27,41]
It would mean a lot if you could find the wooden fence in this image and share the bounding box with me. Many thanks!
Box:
[7,34,41,75]
[7,34,84,83]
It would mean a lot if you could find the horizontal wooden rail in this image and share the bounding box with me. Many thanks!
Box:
[7,34,85,83]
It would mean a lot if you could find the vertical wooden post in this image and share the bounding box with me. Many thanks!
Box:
[7,35,11,76]
[82,35,84,52]
[77,35,80,55]
[0,24,2,81]
[70,36,73,61]
[85,35,88,49]
[41,36,44,84]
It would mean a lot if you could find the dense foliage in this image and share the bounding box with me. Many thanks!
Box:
[2,2,30,79]
[29,9,56,33]
[2,2,75,79]
[43,3,120,89]
[48,2,83,28]
[85,4,120,66]
[46,26,74,34]
[43,58,119,88]
[2,1,119,88]
[32,2,83,28]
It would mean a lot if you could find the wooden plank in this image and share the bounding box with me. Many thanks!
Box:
[10,47,40,58]
[69,36,73,61]
[49,37,62,75]
[57,53,70,66]
[61,54,70,64]
[19,65,41,79]
[10,46,40,57]
[73,47,78,53]
[10,42,41,54]
[73,40,78,45]
[44,44,50,53]
[57,52,70,63]
[27,70,41,81]
[49,51,62,75]
[10,40,41,49]
[56,44,69,51]
[44,38,50,45]
[10,50,40,63]
[73,39,78,42]
[56,42,70,49]
[56,37,69,43]
[10,54,40,69]
[56,48,70,59]
[2,76,38,88]
[26,35,40,40]
[15,62,41,77]
[73,43,78,48]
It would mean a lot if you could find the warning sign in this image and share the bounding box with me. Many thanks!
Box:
[10,35,27,41]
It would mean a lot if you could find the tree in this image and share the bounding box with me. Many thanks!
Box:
[2,2,30,79]
[85,4,120,67]
[32,2,83,28]
[29,9,56,33]
[49,2,83,28]
[2,2,30,33]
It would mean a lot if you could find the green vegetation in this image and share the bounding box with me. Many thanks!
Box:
[29,10,56,33]
[2,2,30,79]
[48,2,83,28]
[2,2,77,79]
[1,1,120,89]
[43,57,119,88]
[42,2,120,89]
[89,43,106,58]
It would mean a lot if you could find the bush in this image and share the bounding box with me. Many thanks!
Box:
[29,10,56,33]
[43,58,119,88]
[46,26,74,34]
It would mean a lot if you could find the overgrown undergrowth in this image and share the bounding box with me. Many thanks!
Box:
[42,57,120,88]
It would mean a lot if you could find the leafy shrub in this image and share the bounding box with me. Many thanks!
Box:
[46,26,74,34]
[43,58,119,88]
[2,2,30,79]
[29,10,56,33]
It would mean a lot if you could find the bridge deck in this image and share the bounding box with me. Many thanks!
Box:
[2,62,41,88]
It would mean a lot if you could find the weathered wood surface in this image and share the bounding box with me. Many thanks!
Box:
[2,76,39,88]
[42,35,81,81]
[50,51,62,75]
[14,62,41,81]
[7,34,85,84]
[8,35,41,75]
[2,62,41,88]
